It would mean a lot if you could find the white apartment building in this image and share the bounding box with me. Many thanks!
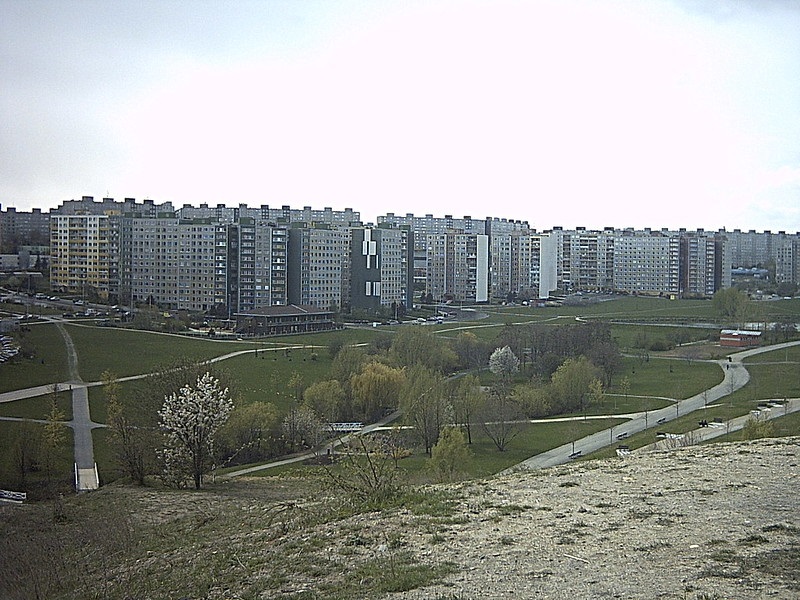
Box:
[612,230,681,295]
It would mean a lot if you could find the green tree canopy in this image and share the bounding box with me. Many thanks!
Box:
[350,361,406,422]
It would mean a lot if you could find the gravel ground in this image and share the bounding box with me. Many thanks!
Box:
[382,437,799,600]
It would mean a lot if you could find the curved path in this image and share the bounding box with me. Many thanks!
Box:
[0,320,316,492]
[1,317,798,487]
[501,340,800,474]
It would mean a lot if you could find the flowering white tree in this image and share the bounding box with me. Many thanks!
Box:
[158,372,233,489]
[489,346,520,379]
[483,346,522,452]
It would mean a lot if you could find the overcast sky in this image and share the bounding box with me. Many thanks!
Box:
[2,0,799,231]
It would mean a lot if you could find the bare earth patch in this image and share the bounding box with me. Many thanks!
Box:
[382,437,799,599]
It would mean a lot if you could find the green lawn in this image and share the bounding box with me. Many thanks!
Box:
[0,323,69,392]
[64,324,263,381]
[610,355,724,399]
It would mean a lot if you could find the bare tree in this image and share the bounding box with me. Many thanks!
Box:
[400,365,450,455]
[104,371,148,485]
[450,374,484,444]
[480,390,522,452]
[323,434,402,506]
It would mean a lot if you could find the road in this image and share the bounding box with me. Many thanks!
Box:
[501,340,800,474]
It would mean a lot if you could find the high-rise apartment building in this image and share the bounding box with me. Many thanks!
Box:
[349,226,414,314]
[551,227,616,292]
[426,232,489,303]
[680,231,731,297]
[0,205,50,252]
[50,214,116,300]
[287,226,346,310]
[118,216,227,311]
[490,232,557,302]
[225,219,290,312]
[612,230,681,296]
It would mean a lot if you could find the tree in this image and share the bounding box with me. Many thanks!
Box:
[286,371,305,404]
[484,347,522,451]
[489,346,520,381]
[712,287,750,321]
[324,435,401,507]
[282,404,323,452]
[515,383,552,417]
[452,331,489,370]
[449,374,485,444]
[741,416,774,441]
[350,361,406,422]
[105,371,149,485]
[158,372,234,489]
[588,378,605,408]
[480,390,522,452]
[390,326,457,372]
[41,385,67,496]
[400,365,450,455]
[303,379,346,423]
[618,376,631,410]
[219,401,280,464]
[329,345,367,418]
[588,340,622,388]
[10,422,41,488]
[549,356,599,414]
[429,427,471,482]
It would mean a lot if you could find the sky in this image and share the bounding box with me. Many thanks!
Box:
[1,0,799,232]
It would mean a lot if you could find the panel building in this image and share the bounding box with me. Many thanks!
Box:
[349,226,414,314]
[287,225,346,310]
[50,214,117,301]
[425,232,489,303]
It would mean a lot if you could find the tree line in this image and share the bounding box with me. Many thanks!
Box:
[81,320,625,490]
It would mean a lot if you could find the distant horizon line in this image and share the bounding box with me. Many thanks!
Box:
[1,197,798,236]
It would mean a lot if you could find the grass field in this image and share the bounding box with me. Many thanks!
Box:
[0,323,69,392]
[1,296,797,489]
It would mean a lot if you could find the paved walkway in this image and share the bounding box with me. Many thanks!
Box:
[54,322,101,491]
[501,340,800,474]
[2,326,798,487]
[0,326,322,491]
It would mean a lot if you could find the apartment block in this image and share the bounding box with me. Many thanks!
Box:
[118,216,227,311]
[287,226,346,310]
[0,205,50,252]
[490,232,557,302]
[426,232,489,303]
[349,226,414,314]
[178,203,360,228]
[612,230,681,296]
[552,227,615,292]
[50,214,116,300]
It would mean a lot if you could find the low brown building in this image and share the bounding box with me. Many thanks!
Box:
[234,304,337,337]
